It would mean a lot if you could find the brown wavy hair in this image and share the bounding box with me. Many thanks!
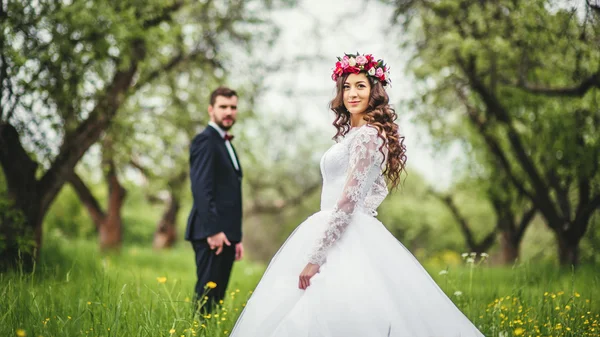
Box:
[330,73,407,189]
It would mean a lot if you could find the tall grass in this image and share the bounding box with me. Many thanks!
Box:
[1,236,598,337]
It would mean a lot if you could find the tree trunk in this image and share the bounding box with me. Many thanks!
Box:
[0,123,45,270]
[556,233,580,266]
[0,202,43,271]
[500,231,520,264]
[153,194,180,249]
[98,156,126,251]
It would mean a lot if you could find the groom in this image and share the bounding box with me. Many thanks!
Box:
[186,86,244,312]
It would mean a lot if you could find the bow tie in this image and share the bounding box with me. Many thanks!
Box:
[223,133,234,141]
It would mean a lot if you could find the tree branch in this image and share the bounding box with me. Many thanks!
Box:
[456,88,533,201]
[142,0,184,29]
[516,206,536,241]
[37,39,146,215]
[430,189,478,249]
[129,158,152,179]
[456,54,563,229]
[587,0,600,14]
[135,46,222,89]
[510,70,600,97]
[67,172,105,229]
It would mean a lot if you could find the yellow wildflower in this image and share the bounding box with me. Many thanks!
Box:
[16,329,26,337]
[169,328,176,334]
[157,277,167,284]
[206,281,217,289]
[513,327,524,336]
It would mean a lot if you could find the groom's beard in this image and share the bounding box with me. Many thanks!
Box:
[216,117,235,131]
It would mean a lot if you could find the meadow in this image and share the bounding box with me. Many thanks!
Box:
[1,234,598,337]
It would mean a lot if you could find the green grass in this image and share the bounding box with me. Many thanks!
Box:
[1,237,598,337]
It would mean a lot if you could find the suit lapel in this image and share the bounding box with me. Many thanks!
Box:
[230,143,242,176]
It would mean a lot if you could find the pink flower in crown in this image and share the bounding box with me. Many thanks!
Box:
[331,61,344,80]
[340,58,350,68]
[355,55,367,66]
[375,67,384,77]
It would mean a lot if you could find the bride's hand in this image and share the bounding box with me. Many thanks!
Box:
[298,263,320,290]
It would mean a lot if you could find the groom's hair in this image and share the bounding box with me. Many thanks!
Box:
[209,87,238,106]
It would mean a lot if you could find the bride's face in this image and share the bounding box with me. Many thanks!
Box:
[343,73,371,115]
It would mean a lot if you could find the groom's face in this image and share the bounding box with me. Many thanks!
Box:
[209,95,238,131]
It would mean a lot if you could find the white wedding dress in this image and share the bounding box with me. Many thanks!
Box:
[230,125,484,337]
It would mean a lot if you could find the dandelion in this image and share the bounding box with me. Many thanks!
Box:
[16,329,26,337]
[206,281,217,289]
[513,327,524,336]
[169,328,176,334]
[157,276,167,284]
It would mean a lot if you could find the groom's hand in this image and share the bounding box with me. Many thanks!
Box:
[207,232,231,255]
[298,263,320,290]
[235,242,244,261]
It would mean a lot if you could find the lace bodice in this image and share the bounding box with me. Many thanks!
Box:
[308,125,389,265]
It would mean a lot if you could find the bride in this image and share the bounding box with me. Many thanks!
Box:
[230,53,485,337]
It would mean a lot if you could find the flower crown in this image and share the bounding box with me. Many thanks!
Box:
[331,52,390,86]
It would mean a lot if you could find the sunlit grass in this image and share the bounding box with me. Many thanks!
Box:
[1,236,598,337]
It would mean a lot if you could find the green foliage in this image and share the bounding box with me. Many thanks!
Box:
[45,185,96,240]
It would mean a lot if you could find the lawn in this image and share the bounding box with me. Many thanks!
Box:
[1,236,598,337]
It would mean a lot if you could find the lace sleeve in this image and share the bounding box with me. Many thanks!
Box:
[308,127,384,265]
[363,175,388,216]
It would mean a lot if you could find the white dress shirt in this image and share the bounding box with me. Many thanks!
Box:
[208,121,240,171]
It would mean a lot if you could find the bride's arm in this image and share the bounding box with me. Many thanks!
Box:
[307,126,385,266]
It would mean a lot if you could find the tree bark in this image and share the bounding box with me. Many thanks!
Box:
[153,194,180,249]
[153,170,187,249]
[0,123,44,270]
[68,173,104,231]
[557,232,580,266]
[499,232,520,264]
[98,141,126,251]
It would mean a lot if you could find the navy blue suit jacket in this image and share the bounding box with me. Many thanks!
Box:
[185,125,243,242]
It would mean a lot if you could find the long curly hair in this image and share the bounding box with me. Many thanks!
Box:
[330,73,407,189]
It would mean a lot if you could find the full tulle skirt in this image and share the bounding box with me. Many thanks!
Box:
[230,210,485,337]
